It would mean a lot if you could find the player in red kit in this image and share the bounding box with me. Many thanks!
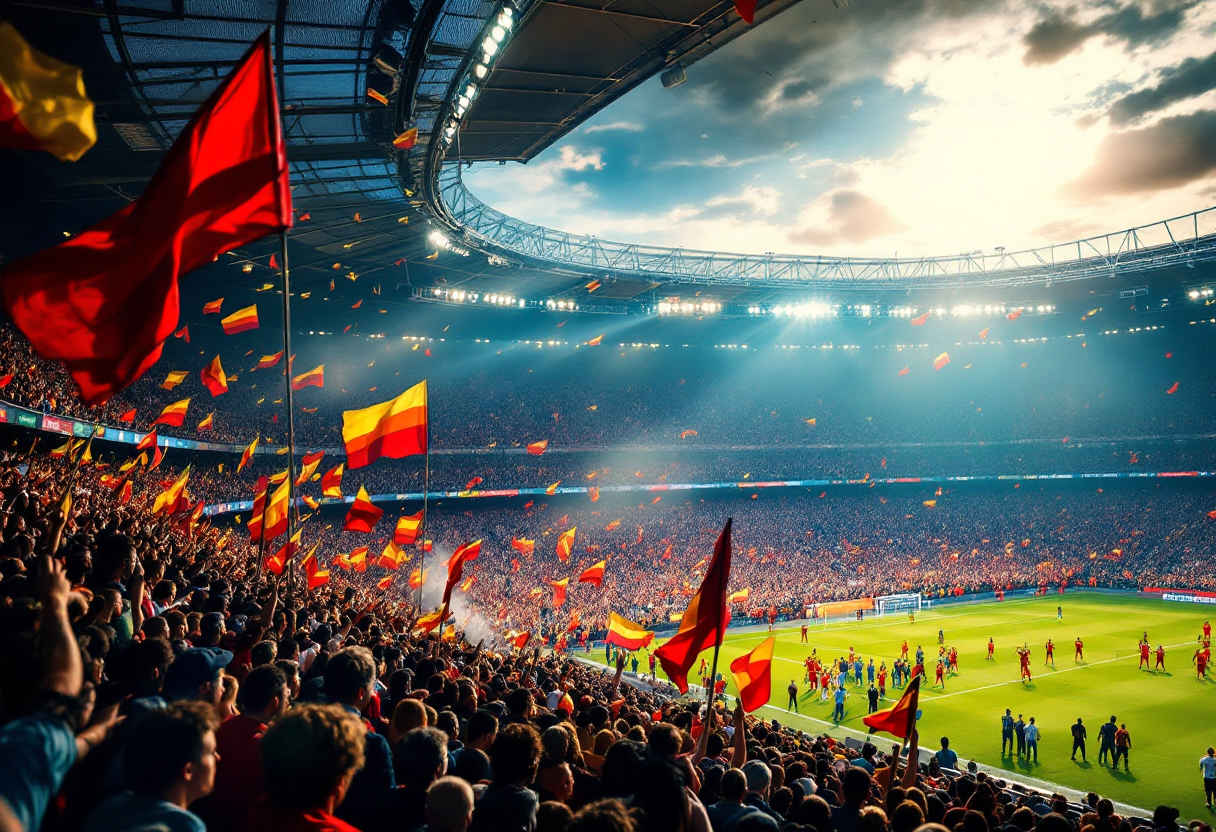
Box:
[801,623,809,643]
[934,659,946,689]
[1018,646,1032,683]
[987,638,995,660]
[1204,620,1211,639]
[1075,637,1084,662]
[877,664,887,698]
[901,640,909,659]
[1045,639,1055,666]
[1195,648,1208,679]
[1155,644,1165,670]
[1139,641,1151,670]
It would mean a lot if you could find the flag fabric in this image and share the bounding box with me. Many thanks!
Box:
[548,578,570,609]
[507,630,530,649]
[321,463,344,497]
[162,370,189,390]
[605,613,654,650]
[414,608,447,635]
[152,398,190,427]
[1166,381,1180,395]
[409,567,427,589]
[152,465,191,515]
[266,529,301,575]
[303,494,320,510]
[203,298,224,315]
[119,408,137,422]
[978,327,990,339]
[200,355,228,396]
[197,413,214,432]
[898,367,910,376]
[395,510,424,545]
[303,546,329,589]
[1007,308,1024,321]
[933,352,950,371]
[863,676,921,739]
[174,325,190,343]
[377,576,393,591]
[221,304,259,335]
[730,635,775,712]
[728,587,750,604]
[556,527,576,562]
[393,127,418,150]
[301,450,324,466]
[291,364,324,390]
[342,380,427,469]
[135,430,158,452]
[0,22,96,161]
[578,560,606,587]
[587,335,603,346]
[1,34,290,405]
[344,485,383,533]
[294,455,322,487]
[262,477,290,541]
[526,439,548,455]
[379,540,406,570]
[654,517,732,693]
[911,312,929,326]
[511,538,534,556]
[734,0,756,23]
[254,351,283,370]
[237,435,258,473]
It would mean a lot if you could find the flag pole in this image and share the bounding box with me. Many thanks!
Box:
[418,397,429,610]
[266,32,299,598]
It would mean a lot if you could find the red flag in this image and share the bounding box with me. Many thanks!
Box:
[135,430,158,452]
[1,34,290,405]
[511,538,534,556]
[654,517,732,693]
[321,463,344,498]
[174,325,190,343]
[200,355,228,397]
[344,485,383,533]
[578,560,606,587]
[556,527,576,561]
[248,475,269,542]
[910,312,929,326]
[526,439,548,455]
[548,577,570,609]
[118,407,136,422]
[1166,381,1180,395]
[863,676,921,739]
[1007,308,1024,321]
[203,298,223,315]
[301,450,325,466]
[730,635,775,712]
[734,0,755,23]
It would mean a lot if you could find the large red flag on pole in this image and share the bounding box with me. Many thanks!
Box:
[655,517,732,693]
[863,676,921,739]
[1,32,291,405]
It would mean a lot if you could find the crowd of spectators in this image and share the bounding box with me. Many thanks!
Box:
[0,446,1210,832]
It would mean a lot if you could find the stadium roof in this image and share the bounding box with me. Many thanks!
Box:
[2,0,1215,318]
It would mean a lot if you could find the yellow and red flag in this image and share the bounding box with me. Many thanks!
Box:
[200,355,228,396]
[321,463,344,497]
[654,518,732,693]
[395,510,424,545]
[556,527,576,562]
[933,352,950,371]
[863,676,921,739]
[414,607,447,635]
[343,485,383,533]
[203,298,224,315]
[197,413,214,432]
[606,613,654,651]
[511,538,534,556]
[506,630,531,649]
[0,22,96,161]
[237,434,259,473]
[248,476,269,541]
[152,398,190,427]
[409,567,427,589]
[221,304,259,335]
[152,465,191,515]
[291,364,324,390]
[578,560,606,587]
[253,351,283,370]
[161,370,189,390]
[379,540,406,570]
[393,127,418,150]
[548,577,570,608]
[261,476,290,541]
[377,575,394,591]
[265,528,301,575]
[342,379,427,469]
[730,635,775,712]
[302,545,329,589]
[587,334,603,346]
[728,587,750,604]
[302,494,320,510]
[294,454,322,487]
[526,439,548,455]
[545,481,561,495]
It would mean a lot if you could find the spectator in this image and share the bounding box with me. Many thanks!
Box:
[325,646,397,831]
[471,723,542,832]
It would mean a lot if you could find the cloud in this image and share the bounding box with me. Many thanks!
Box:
[1022,2,1198,66]
[583,121,644,135]
[789,191,907,246]
[1029,218,1098,241]
[1068,108,1216,196]
[704,186,781,217]
[652,152,775,170]
[1107,50,1216,124]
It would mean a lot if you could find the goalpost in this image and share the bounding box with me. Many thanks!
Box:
[876,593,923,617]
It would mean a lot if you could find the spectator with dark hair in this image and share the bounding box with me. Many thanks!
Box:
[324,646,396,831]
[243,703,366,832]
[85,701,220,832]
[471,723,543,832]
[194,664,288,830]
[833,766,874,832]
[379,727,449,832]
[707,768,752,832]
[161,646,232,709]
[567,799,636,832]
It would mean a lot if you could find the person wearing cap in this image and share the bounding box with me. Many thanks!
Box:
[162,646,233,712]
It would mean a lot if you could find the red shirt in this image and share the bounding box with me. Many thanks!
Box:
[242,797,362,832]
[195,714,268,830]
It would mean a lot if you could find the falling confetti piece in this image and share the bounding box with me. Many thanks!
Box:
[1166,381,1180,394]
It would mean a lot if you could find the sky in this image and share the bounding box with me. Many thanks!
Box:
[463,0,1216,259]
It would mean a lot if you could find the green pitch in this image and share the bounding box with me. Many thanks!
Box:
[604,594,1216,818]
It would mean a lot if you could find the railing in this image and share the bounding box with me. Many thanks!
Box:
[427,164,1216,289]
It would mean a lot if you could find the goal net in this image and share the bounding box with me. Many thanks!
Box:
[876,593,923,616]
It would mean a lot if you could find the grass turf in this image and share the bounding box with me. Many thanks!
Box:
[600,594,1216,818]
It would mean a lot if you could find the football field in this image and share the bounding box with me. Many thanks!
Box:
[609,594,1216,818]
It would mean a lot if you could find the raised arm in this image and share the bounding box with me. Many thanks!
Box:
[730,699,747,768]
[36,555,82,697]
